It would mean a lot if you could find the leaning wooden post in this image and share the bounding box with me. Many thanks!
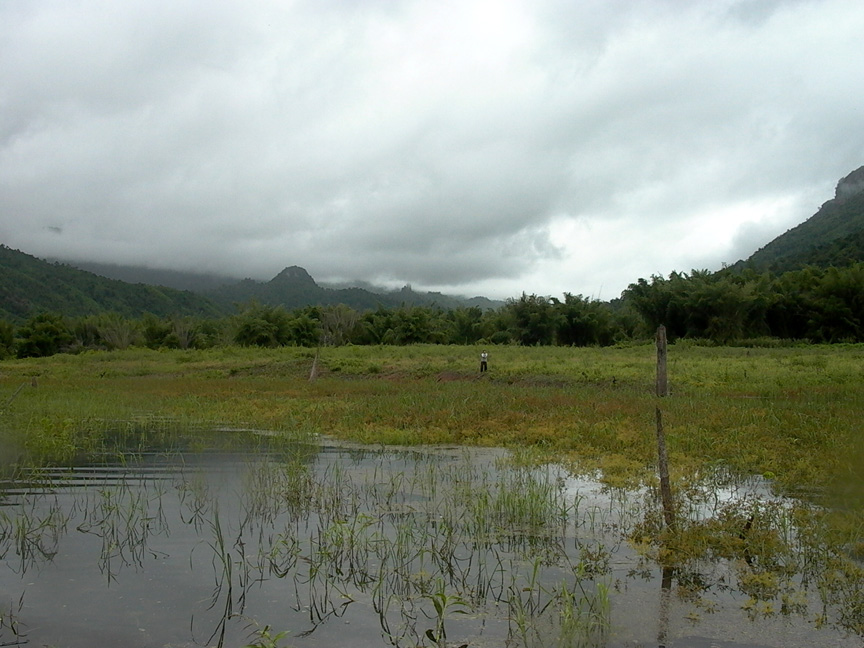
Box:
[655,326,675,530]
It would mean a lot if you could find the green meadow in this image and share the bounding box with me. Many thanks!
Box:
[1,342,862,500]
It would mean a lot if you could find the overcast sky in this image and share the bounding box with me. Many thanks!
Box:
[2,0,863,300]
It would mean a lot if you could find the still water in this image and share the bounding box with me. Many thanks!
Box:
[0,434,859,647]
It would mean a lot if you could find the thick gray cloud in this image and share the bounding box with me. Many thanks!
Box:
[2,0,863,299]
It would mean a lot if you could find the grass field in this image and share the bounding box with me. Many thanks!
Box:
[1,342,862,502]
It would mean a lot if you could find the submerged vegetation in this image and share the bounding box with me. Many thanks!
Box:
[0,438,861,647]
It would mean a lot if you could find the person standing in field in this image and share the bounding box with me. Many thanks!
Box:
[480,350,488,372]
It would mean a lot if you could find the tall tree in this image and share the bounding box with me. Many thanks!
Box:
[552,293,616,346]
[505,294,559,346]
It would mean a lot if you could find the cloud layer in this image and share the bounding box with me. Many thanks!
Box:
[2,0,863,299]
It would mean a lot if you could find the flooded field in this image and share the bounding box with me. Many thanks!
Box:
[0,433,860,648]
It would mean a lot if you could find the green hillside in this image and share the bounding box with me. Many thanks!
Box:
[740,166,864,271]
[765,227,864,273]
[1,247,501,324]
[0,246,224,323]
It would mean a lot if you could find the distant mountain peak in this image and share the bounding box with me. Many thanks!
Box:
[270,265,317,285]
[835,165,864,201]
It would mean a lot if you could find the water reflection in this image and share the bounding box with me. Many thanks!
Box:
[0,435,860,648]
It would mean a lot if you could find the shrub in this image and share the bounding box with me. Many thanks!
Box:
[0,319,14,359]
[16,313,73,358]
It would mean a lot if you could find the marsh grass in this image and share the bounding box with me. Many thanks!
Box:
[0,435,861,645]
[0,593,24,645]
[624,465,864,636]
[0,491,68,573]
[170,445,616,647]
[2,343,863,641]
[2,343,862,494]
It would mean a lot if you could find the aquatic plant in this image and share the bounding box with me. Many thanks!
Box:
[242,621,292,648]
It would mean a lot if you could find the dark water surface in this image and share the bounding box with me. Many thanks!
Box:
[0,438,859,648]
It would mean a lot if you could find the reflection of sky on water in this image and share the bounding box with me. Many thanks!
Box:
[0,442,858,648]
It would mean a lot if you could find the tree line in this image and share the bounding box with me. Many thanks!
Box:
[626,263,864,343]
[0,296,629,359]
[2,262,863,359]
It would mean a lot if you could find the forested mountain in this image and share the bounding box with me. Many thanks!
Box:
[0,246,223,323]
[736,165,864,272]
[203,265,500,312]
[63,259,501,311]
[58,260,234,292]
[1,247,500,323]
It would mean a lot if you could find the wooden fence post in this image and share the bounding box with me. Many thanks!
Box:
[656,325,668,397]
